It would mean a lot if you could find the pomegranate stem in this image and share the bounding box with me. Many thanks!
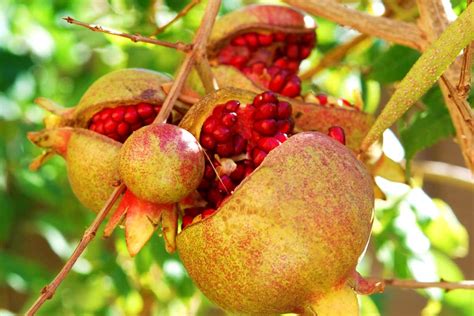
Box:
[25,183,126,316]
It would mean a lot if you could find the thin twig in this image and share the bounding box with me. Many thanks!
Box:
[153,0,221,124]
[26,183,126,315]
[300,34,368,80]
[152,0,201,35]
[354,272,474,294]
[457,0,473,97]
[457,42,472,98]
[440,75,473,125]
[383,278,474,290]
[283,0,425,50]
[63,17,192,53]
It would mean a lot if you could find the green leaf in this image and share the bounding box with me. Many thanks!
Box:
[399,87,455,161]
[368,45,420,83]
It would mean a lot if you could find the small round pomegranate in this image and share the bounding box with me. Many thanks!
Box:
[119,124,204,204]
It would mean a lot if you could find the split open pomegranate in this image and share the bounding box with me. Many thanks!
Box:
[206,5,316,98]
[177,88,374,314]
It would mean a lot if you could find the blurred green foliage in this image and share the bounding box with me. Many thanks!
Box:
[0,0,471,315]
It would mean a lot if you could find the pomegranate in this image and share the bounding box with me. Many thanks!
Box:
[178,88,299,224]
[176,89,374,313]
[192,5,374,150]
[202,5,316,98]
[28,69,193,256]
[29,69,176,209]
[28,128,122,212]
[119,124,204,204]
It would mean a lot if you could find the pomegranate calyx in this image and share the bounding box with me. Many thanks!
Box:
[105,189,178,257]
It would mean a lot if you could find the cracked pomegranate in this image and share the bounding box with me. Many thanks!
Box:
[179,89,295,227]
[206,5,316,97]
[28,69,173,212]
[28,69,191,256]
[177,99,374,313]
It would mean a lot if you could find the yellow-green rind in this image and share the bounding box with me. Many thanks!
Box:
[72,68,172,126]
[177,132,374,314]
[66,128,122,212]
[186,66,261,96]
[291,101,375,150]
[208,5,315,55]
[179,88,255,138]
[306,285,359,316]
[119,124,205,204]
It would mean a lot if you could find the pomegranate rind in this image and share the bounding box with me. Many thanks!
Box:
[179,88,255,139]
[119,124,205,204]
[72,68,171,127]
[65,128,122,212]
[208,5,316,56]
[177,132,374,314]
[28,127,122,212]
[291,101,375,150]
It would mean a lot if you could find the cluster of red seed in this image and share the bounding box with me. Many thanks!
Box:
[217,31,315,97]
[88,103,163,143]
[182,91,294,228]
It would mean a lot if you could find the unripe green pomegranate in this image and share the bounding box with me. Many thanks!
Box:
[119,124,205,204]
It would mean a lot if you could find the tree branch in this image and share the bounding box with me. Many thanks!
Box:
[153,0,221,124]
[63,17,192,53]
[360,4,474,155]
[26,183,126,316]
[152,0,201,35]
[284,0,426,50]
[457,42,472,98]
[383,278,474,291]
[456,0,472,96]
[416,0,474,171]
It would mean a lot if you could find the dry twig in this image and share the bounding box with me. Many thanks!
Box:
[153,0,220,124]
[284,0,426,50]
[63,17,192,53]
[26,184,126,315]
[152,0,201,35]
[383,278,474,291]
[457,42,472,98]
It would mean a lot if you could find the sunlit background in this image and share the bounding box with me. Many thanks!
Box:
[0,0,472,315]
